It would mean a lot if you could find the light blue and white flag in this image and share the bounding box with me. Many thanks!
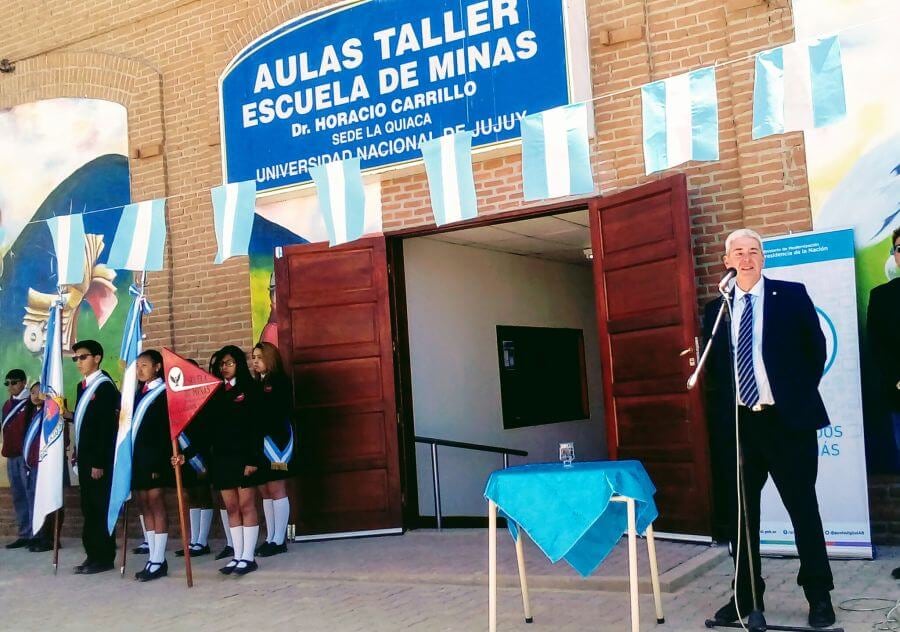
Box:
[641,67,719,175]
[521,103,594,201]
[33,298,65,534]
[752,35,846,140]
[421,132,478,226]
[46,214,86,285]
[310,158,366,246]
[107,199,167,271]
[212,180,256,263]
[107,285,152,534]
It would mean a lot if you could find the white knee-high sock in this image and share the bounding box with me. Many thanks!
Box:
[152,533,168,564]
[189,508,200,544]
[242,525,260,563]
[146,530,156,562]
[262,498,275,543]
[229,526,244,563]
[221,510,233,547]
[139,515,148,544]
[272,498,290,546]
[198,509,213,546]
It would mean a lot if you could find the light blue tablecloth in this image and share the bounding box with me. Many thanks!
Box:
[483,460,658,577]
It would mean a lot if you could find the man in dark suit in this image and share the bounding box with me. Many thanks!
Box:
[866,226,900,580]
[704,229,835,629]
[71,339,120,574]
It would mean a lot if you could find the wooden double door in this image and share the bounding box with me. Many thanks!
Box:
[275,174,712,538]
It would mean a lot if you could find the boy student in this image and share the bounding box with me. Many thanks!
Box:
[71,340,120,574]
[2,368,32,548]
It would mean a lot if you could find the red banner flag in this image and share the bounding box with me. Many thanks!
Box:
[162,348,222,440]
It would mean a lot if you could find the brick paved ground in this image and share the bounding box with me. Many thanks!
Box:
[0,532,896,631]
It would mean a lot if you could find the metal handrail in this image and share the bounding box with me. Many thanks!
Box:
[414,435,528,531]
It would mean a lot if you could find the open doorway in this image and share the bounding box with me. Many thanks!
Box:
[399,211,607,526]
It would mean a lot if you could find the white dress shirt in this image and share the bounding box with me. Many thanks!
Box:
[730,278,775,406]
[83,369,103,387]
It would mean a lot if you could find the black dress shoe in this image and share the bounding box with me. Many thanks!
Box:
[215,545,234,560]
[233,560,258,576]
[808,598,836,628]
[219,559,239,575]
[6,537,31,549]
[73,559,92,574]
[892,566,900,579]
[29,540,53,553]
[258,542,287,557]
[138,560,168,582]
[713,598,764,624]
[135,563,151,580]
[132,542,150,555]
[81,562,115,575]
[188,544,211,557]
[255,541,272,556]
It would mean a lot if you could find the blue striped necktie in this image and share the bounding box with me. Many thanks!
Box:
[736,293,760,408]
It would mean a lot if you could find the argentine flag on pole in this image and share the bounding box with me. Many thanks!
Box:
[421,132,478,227]
[752,35,846,140]
[46,214,86,285]
[641,67,719,175]
[212,180,256,264]
[107,286,152,534]
[33,299,65,534]
[310,158,366,246]
[107,199,167,271]
[521,103,594,202]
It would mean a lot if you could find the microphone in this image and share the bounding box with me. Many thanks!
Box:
[717,268,737,295]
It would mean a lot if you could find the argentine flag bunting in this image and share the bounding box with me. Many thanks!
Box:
[641,67,719,175]
[46,214,86,285]
[310,158,366,246]
[33,299,65,534]
[107,286,152,534]
[211,180,256,263]
[421,132,478,227]
[107,199,167,272]
[752,36,847,140]
[521,103,594,201]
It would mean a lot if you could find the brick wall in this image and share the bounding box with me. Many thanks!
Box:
[1,0,896,541]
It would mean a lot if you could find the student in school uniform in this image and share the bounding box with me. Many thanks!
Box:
[208,345,265,575]
[251,342,295,557]
[2,368,32,549]
[22,382,50,552]
[130,350,172,582]
[71,340,120,575]
[173,357,216,559]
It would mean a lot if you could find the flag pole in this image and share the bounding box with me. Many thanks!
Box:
[119,500,129,576]
[52,509,60,575]
[171,439,193,587]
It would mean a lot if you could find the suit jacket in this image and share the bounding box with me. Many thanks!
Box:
[74,371,121,471]
[703,277,829,432]
[867,277,900,412]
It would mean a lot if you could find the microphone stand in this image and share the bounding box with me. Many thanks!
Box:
[690,285,843,632]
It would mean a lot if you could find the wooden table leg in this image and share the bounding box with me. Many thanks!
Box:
[627,497,640,632]
[514,529,533,623]
[646,523,664,624]
[489,500,497,632]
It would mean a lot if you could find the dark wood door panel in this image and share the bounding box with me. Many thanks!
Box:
[590,174,713,536]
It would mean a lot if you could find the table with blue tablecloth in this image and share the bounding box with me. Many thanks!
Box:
[483,460,665,632]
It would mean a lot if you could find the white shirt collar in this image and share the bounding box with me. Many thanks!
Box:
[84,369,103,386]
[13,388,30,401]
[734,277,764,301]
[226,377,236,387]
[144,377,163,390]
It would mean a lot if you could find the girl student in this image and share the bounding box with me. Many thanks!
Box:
[130,350,172,582]
[208,345,265,576]
[251,342,295,557]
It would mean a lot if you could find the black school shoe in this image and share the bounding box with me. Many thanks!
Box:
[232,560,258,576]
[5,537,31,549]
[712,597,765,624]
[258,542,287,557]
[138,560,168,582]
[176,544,211,557]
[81,562,115,575]
[132,542,149,555]
[215,545,234,560]
[29,539,53,553]
[73,558,92,574]
[891,566,900,579]
[219,559,239,575]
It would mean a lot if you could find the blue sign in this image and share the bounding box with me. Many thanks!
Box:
[220,0,573,192]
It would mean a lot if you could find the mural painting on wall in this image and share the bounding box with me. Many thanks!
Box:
[795,0,900,470]
[0,98,132,434]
